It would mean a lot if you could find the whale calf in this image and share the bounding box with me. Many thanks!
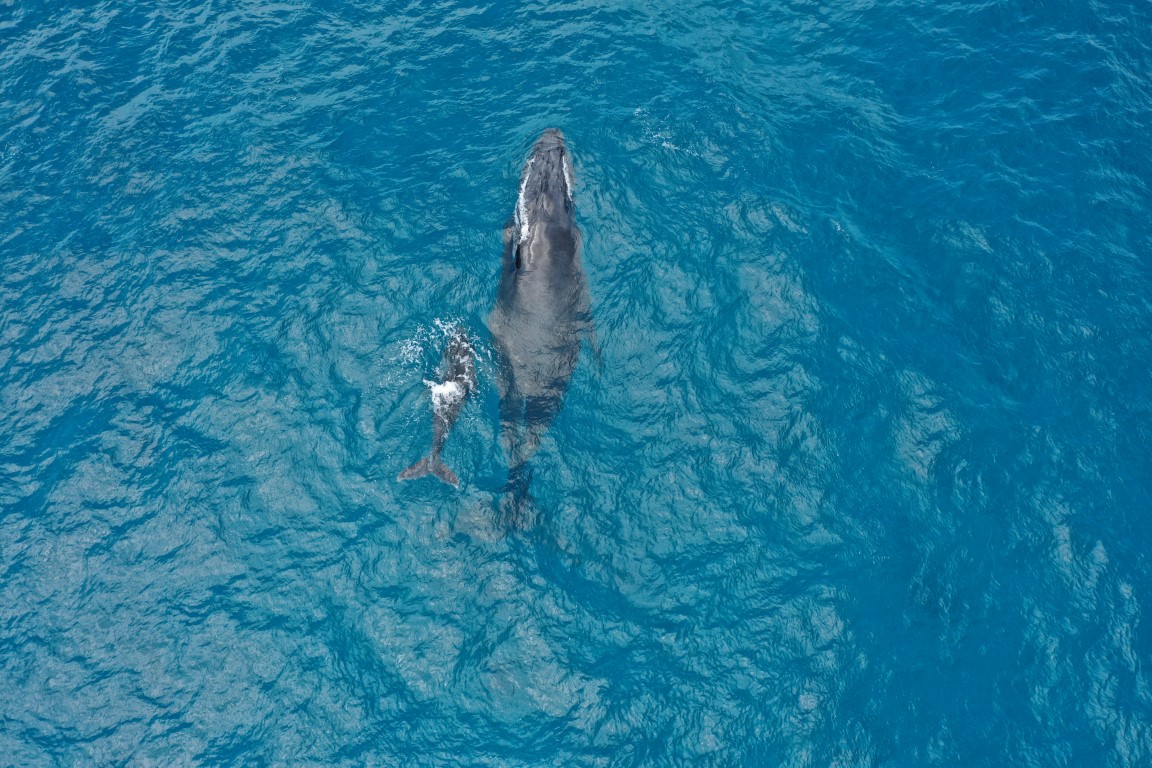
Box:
[487,129,592,522]
[398,326,477,487]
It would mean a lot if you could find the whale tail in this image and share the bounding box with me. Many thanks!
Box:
[497,463,537,530]
[398,455,459,487]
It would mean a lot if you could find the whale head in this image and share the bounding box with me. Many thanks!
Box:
[514,129,576,243]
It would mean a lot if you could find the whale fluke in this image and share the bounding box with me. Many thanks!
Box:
[497,463,536,529]
[398,455,458,487]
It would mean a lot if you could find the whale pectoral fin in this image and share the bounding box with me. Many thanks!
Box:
[501,216,517,271]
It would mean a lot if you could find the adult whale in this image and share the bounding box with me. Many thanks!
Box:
[487,129,592,526]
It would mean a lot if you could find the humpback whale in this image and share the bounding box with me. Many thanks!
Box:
[487,129,592,523]
[398,326,477,487]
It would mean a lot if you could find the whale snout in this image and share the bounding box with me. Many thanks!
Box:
[530,129,569,165]
[534,128,565,151]
[517,129,575,229]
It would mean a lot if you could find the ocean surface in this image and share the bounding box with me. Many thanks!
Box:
[2,0,1151,765]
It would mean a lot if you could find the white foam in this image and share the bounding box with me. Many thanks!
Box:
[426,379,464,412]
[516,156,535,245]
[433,317,460,336]
[395,335,424,365]
[391,317,462,368]
[561,151,574,202]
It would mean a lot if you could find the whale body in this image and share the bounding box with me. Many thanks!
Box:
[487,129,592,523]
[398,326,477,487]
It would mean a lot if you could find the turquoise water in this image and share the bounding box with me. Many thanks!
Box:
[3,0,1151,764]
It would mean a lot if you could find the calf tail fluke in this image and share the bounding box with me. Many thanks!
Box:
[397,455,459,487]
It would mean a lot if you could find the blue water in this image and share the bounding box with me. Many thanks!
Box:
[3,0,1151,764]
